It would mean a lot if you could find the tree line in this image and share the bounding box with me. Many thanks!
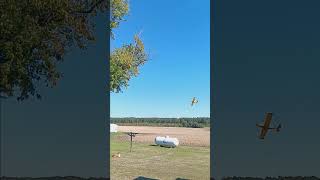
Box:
[111,117,210,128]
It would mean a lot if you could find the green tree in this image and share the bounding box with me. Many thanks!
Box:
[0,0,109,100]
[0,0,147,100]
[110,34,147,92]
[110,0,147,93]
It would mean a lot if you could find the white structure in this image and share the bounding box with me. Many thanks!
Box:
[110,123,118,132]
[155,136,179,148]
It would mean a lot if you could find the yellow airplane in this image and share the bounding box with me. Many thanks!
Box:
[256,112,281,139]
[191,97,199,106]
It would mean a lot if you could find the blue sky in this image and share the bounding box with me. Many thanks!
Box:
[111,0,210,117]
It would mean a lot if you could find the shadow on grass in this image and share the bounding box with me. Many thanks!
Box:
[133,176,159,180]
[149,144,175,149]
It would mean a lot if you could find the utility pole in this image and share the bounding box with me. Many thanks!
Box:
[127,132,138,152]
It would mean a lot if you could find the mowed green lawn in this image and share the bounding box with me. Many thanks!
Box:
[110,132,210,180]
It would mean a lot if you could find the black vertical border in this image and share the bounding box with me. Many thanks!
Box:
[210,0,215,179]
[0,95,2,177]
[0,2,111,178]
[106,0,111,178]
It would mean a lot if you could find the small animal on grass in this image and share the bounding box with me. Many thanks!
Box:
[112,152,121,158]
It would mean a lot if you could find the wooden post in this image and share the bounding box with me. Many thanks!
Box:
[127,132,138,152]
[130,133,133,152]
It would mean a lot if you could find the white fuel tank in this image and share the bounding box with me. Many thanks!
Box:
[155,136,179,148]
[110,123,118,132]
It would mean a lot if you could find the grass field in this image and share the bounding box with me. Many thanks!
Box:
[110,131,210,180]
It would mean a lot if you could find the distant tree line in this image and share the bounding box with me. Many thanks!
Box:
[111,117,210,128]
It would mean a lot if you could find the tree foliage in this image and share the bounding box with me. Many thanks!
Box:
[0,0,108,100]
[110,35,147,92]
[109,0,148,93]
[0,0,147,100]
[110,0,128,38]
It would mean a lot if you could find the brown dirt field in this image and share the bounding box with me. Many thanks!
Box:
[117,126,210,147]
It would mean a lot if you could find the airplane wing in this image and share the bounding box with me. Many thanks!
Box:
[259,128,268,139]
[257,113,273,139]
[262,112,273,129]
